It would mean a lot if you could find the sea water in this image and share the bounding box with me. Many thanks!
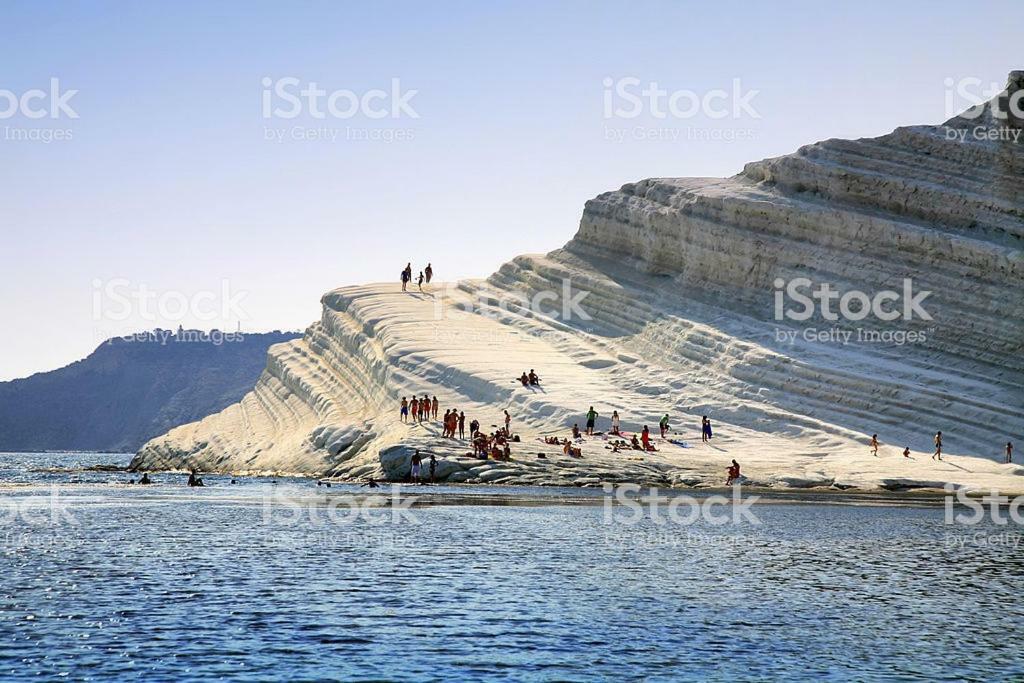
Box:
[0,452,1021,681]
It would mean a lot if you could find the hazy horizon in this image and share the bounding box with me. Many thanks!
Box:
[1,0,1018,380]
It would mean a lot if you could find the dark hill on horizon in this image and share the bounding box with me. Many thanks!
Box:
[0,330,300,453]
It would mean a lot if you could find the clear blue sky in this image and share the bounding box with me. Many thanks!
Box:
[0,0,1017,379]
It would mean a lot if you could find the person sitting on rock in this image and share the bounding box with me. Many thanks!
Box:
[519,372,530,387]
[726,459,741,486]
[528,369,540,385]
[572,424,581,440]
[491,442,504,460]
[630,435,642,450]
[641,426,657,451]
[474,434,489,458]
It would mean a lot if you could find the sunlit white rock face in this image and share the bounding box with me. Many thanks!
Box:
[132,76,1023,493]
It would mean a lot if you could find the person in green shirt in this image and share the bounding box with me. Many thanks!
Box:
[585,406,598,435]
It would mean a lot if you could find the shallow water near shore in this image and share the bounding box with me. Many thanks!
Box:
[1,452,1022,681]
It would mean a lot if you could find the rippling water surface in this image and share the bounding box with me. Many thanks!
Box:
[1,452,1022,681]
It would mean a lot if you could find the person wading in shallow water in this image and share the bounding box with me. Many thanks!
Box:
[429,453,437,483]
[1007,441,1014,464]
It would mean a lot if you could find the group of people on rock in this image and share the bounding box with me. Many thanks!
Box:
[441,409,466,439]
[474,427,514,461]
[400,393,519,461]
[401,395,438,423]
[575,407,713,446]
[867,431,1014,464]
[516,369,542,387]
[400,262,433,292]
[542,435,582,457]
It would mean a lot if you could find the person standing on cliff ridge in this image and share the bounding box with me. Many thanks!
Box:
[425,263,433,283]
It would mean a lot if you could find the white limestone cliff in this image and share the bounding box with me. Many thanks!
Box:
[132,74,1024,493]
